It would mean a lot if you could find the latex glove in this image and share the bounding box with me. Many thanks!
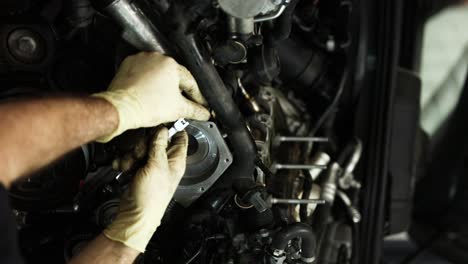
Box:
[94,52,210,142]
[103,127,188,252]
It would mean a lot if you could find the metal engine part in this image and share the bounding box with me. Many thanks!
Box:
[100,0,171,53]
[217,0,281,19]
[174,120,233,207]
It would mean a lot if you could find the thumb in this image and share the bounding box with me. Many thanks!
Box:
[181,98,211,121]
[147,127,169,166]
[167,131,189,180]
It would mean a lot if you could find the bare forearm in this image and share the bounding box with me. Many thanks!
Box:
[69,234,140,264]
[0,96,118,187]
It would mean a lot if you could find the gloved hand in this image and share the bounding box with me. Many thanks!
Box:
[94,52,210,142]
[103,127,188,252]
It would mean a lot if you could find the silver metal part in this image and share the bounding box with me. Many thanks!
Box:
[275,136,329,143]
[254,4,287,22]
[174,121,233,207]
[308,152,331,181]
[342,138,362,179]
[227,16,255,35]
[269,197,325,205]
[272,163,327,171]
[103,0,170,53]
[274,136,329,146]
[339,138,363,190]
[321,162,340,204]
[271,249,287,264]
[300,256,316,263]
[218,0,279,19]
[336,190,361,223]
[238,78,260,112]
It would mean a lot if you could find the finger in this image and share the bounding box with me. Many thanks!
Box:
[181,97,211,121]
[120,153,135,172]
[112,158,120,171]
[148,127,169,165]
[133,136,148,160]
[167,131,188,179]
[178,64,208,106]
[119,54,137,74]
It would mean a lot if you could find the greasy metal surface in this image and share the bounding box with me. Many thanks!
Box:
[174,120,233,207]
[104,0,170,53]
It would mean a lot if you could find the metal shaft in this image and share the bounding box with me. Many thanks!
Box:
[103,0,171,53]
[276,136,329,143]
[274,164,327,170]
[270,198,325,205]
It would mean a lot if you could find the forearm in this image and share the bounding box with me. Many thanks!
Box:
[0,96,118,187]
[69,234,140,264]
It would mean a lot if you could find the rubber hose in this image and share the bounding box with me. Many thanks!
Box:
[271,0,300,43]
[168,3,257,194]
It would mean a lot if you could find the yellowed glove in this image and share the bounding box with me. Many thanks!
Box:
[94,52,210,142]
[103,127,188,252]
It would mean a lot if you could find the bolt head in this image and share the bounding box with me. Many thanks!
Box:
[17,36,37,54]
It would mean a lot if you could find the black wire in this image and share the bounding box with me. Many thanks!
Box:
[309,69,349,137]
[184,240,204,264]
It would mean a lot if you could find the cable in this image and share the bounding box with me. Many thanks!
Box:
[184,240,204,264]
[309,69,349,137]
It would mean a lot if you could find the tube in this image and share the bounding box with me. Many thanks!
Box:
[271,223,317,262]
[95,0,172,53]
[168,4,257,194]
[270,0,300,43]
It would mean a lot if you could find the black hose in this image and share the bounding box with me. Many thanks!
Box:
[309,69,348,137]
[168,3,257,194]
[271,223,317,260]
[271,0,301,43]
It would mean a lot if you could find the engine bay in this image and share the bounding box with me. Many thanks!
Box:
[1,0,364,263]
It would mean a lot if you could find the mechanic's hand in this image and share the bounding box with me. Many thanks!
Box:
[103,127,188,252]
[94,52,210,142]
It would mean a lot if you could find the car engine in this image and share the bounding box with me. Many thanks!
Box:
[1,0,362,263]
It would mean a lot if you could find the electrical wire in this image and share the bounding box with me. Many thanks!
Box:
[184,240,204,264]
[309,69,349,137]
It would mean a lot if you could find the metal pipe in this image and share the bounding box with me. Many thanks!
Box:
[254,5,287,22]
[275,136,329,143]
[227,16,254,35]
[321,162,340,204]
[342,138,363,179]
[308,152,331,181]
[237,78,260,112]
[270,198,325,205]
[273,163,327,170]
[100,0,171,53]
[336,190,361,224]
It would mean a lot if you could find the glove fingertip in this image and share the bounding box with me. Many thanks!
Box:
[183,99,211,121]
[153,127,169,146]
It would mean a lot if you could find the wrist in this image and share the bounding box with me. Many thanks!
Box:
[103,210,160,253]
[92,90,140,142]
